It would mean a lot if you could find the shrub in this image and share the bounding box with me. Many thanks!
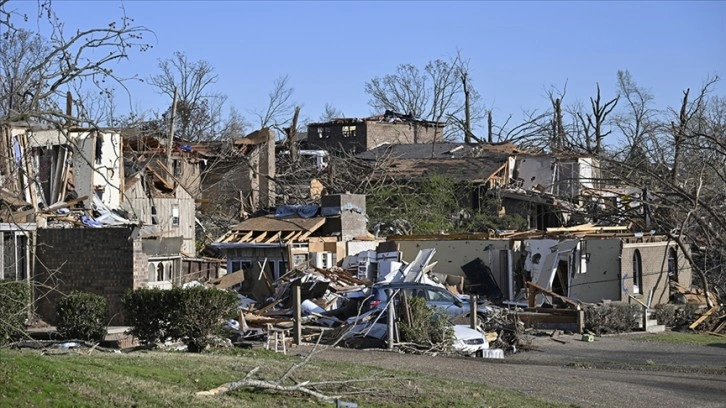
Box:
[123,288,176,344]
[0,280,31,344]
[123,286,238,352]
[654,303,702,330]
[584,302,640,335]
[56,291,108,341]
[170,287,238,352]
[397,295,453,349]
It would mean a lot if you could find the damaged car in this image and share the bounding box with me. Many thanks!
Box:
[362,282,495,319]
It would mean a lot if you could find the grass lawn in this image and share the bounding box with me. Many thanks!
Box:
[634,331,726,346]
[0,347,571,408]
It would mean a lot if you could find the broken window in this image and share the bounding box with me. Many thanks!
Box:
[316,127,331,139]
[156,263,164,282]
[632,250,643,294]
[172,205,179,227]
[229,260,251,273]
[278,260,288,278]
[151,206,158,225]
[342,125,357,138]
[1,232,27,281]
[668,247,678,282]
[172,159,181,178]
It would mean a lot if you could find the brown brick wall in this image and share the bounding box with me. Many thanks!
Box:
[621,242,691,305]
[307,121,445,154]
[34,227,146,325]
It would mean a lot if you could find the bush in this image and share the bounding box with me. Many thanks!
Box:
[56,291,108,341]
[123,287,238,352]
[397,296,453,348]
[123,288,176,344]
[0,280,31,344]
[584,302,640,335]
[171,287,239,352]
[654,303,702,330]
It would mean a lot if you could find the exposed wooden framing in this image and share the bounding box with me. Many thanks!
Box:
[264,231,281,244]
[526,281,580,309]
[40,195,88,213]
[252,231,268,243]
[282,231,298,242]
[237,231,254,243]
[220,232,236,243]
[297,230,314,241]
[387,233,494,241]
[689,306,719,330]
[546,223,629,233]
[485,162,508,185]
[286,231,303,242]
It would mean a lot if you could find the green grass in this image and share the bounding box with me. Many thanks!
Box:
[0,348,573,408]
[634,332,726,346]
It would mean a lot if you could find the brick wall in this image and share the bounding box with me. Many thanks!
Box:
[34,227,146,325]
[308,121,446,154]
[621,242,691,305]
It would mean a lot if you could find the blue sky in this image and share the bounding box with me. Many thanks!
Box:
[8,1,726,134]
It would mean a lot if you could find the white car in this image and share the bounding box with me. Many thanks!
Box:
[451,324,488,356]
[341,314,489,357]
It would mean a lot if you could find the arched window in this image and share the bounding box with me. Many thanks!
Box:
[157,263,164,281]
[632,250,643,294]
[668,247,678,282]
[148,263,156,281]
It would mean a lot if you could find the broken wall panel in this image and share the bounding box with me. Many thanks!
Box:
[394,238,513,296]
[569,238,621,303]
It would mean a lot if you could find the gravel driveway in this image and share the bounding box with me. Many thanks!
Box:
[306,333,726,408]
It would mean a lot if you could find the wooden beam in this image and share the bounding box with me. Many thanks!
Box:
[40,195,89,213]
[252,231,268,243]
[526,281,580,309]
[689,306,719,330]
[264,231,281,244]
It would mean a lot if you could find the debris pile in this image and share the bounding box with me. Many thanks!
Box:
[214,248,527,357]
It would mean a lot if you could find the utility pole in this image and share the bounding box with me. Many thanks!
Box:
[462,72,472,144]
[166,87,178,182]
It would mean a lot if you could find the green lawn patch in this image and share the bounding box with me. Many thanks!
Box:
[0,348,572,407]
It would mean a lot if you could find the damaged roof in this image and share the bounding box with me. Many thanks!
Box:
[308,110,444,128]
[214,215,327,246]
[374,157,507,182]
[357,142,523,161]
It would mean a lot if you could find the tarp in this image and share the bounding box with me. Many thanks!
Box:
[275,205,320,219]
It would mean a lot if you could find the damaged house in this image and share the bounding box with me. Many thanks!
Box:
[212,193,371,299]
[197,128,276,220]
[0,122,126,291]
[121,133,198,256]
[390,228,692,308]
[0,122,220,325]
[307,111,446,154]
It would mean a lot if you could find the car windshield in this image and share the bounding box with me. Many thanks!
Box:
[427,289,457,303]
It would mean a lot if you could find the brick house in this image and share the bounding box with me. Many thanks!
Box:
[33,227,185,325]
[307,111,445,154]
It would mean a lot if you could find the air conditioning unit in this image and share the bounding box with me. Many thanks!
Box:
[310,252,333,269]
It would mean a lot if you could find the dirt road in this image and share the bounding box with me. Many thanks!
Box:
[309,333,726,407]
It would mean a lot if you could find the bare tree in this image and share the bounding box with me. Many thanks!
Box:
[574,84,619,154]
[365,53,479,142]
[613,70,661,163]
[319,103,343,122]
[149,51,227,141]
[255,75,294,131]
[0,0,150,125]
[218,107,250,141]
